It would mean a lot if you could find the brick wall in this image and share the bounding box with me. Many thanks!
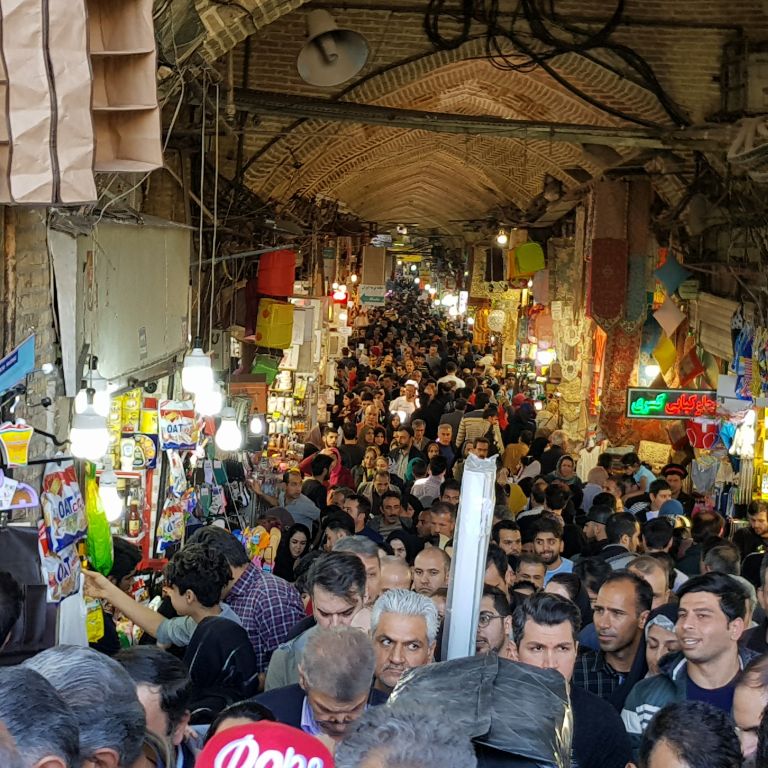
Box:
[3,208,69,494]
[199,0,766,228]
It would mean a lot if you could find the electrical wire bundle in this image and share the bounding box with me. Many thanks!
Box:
[423,0,689,128]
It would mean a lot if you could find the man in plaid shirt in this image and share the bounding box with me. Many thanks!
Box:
[572,571,651,711]
[188,527,305,672]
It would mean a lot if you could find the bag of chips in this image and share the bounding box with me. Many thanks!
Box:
[41,461,87,553]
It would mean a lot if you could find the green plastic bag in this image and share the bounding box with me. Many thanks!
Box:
[85,466,114,576]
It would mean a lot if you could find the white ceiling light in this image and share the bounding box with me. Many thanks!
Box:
[75,357,110,417]
[215,407,243,452]
[181,342,214,395]
[195,382,223,417]
[99,458,124,522]
[69,401,110,461]
[496,228,508,246]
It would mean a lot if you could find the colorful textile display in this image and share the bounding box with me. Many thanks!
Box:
[598,325,642,444]
[589,238,629,329]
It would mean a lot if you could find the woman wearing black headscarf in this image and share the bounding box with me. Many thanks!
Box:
[386,529,424,565]
[271,523,311,582]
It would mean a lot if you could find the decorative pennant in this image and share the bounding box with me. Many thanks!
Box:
[641,309,662,354]
[653,296,685,337]
[679,347,705,388]
[654,255,692,294]
[653,334,677,374]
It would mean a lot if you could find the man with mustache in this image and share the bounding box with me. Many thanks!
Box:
[622,572,756,754]
[371,589,438,695]
[572,570,651,711]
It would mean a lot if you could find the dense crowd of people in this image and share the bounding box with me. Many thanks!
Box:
[3,282,768,767]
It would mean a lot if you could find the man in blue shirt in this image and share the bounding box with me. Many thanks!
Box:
[531,514,573,584]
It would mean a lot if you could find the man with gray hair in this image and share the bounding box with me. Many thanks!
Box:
[256,626,385,743]
[371,588,438,695]
[336,701,477,768]
[24,645,145,768]
[0,667,80,768]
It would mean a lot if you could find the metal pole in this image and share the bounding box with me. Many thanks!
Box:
[441,453,497,660]
[3,207,16,354]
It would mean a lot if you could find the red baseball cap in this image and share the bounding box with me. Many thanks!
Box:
[512,393,526,406]
[197,723,334,768]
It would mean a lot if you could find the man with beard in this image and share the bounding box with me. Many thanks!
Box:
[256,627,385,742]
[573,570,652,711]
[622,572,755,752]
[371,589,438,695]
[475,586,513,656]
[582,505,612,557]
[531,515,573,584]
[734,500,768,560]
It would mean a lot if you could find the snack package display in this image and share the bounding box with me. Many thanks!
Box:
[155,490,192,552]
[85,473,114,576]
[159,400,199,451]
[37,522,80,603]
[121,388,142,433]
[85,597,105,642]
[0,421,34,466]
[41,461,87,552]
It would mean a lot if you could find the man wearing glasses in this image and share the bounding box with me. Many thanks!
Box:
[475,586,513,657]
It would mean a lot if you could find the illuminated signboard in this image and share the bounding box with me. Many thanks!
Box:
[626,388,717,420]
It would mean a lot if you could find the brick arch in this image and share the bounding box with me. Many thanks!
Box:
[246,37,671,223]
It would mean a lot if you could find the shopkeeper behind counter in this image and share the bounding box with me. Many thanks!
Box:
[248,469,321,530]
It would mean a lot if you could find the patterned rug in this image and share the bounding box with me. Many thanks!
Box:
[589,238,629,330]
[598,325,642,444]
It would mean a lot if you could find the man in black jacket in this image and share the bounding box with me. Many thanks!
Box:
[255,626,386,744]
[512,592,632,768]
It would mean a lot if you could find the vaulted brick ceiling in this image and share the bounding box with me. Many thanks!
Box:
[196,0,768,230]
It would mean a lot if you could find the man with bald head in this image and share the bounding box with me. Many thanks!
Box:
[381,555,412,592]
[412,548,450,596]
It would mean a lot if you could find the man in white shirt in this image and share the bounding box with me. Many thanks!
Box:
[437,361,465,389]
[389,380,419,424]
[412,456,447,507]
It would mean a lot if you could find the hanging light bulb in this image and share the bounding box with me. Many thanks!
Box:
[195,382,223,417]
[424,283,431,291]
[410,264,417,272]
[69,397,110,461]
[397,259,403,266]
[467,317,475,326]
[332,281,339,290]
[99,458,124,523]
[75,357,110,417]
[249,413,265,435]
[215,407,243,451]
[350,274,358,283]
[181,339,213,395]
[644,363,661,379]
[414,277,420,285]
[496,228,508,246]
